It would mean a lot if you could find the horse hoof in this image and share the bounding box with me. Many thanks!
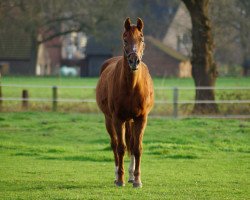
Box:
[128,179,134,183]
[133,182,142,188]
[114,180,125,187]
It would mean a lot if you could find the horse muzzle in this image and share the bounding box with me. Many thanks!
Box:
[128,57,140,71]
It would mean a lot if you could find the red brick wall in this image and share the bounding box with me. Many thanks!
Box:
[44,37,62,68]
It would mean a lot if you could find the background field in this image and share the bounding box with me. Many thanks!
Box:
[1,76,250,116]
[0,112,249,199]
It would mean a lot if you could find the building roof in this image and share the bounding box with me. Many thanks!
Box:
[145,36,188,61]
[0,29,32,60]
[162,2,192,56]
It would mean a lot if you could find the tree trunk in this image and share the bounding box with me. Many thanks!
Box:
[182,0,218,114]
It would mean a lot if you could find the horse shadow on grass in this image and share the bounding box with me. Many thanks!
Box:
[12,148,113,162]
[145,142,201,159]
[40,155,113,162]
[1,179,101,192]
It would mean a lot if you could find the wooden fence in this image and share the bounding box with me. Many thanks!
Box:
[0,84,250,118]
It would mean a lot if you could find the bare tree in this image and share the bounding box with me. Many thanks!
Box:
[129,0,179,40]
[181,0,218,114]
[0,0,127,69]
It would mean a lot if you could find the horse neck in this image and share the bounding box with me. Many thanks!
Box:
[122,57,142,89]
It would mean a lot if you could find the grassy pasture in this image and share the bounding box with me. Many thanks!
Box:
[1,76,250,115]
[0,112,249,199]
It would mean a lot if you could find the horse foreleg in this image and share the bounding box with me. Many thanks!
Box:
[133,116,147,188]
[128,155,135,183]
[113,118,126,186]
[127,121,135,183]
[105,116,118,183]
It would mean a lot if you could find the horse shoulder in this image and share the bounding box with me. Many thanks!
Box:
[140,62,150,76]
[140,62,154,88]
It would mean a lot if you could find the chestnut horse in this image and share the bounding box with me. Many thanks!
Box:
[96,18,154,188]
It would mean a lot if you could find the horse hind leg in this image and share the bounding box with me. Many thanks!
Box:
[105,116,119,183]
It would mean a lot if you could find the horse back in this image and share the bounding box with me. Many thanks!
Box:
[99,56,123,75]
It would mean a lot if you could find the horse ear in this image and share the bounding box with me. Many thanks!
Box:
[137,18,144,32]
[124,17,131,31]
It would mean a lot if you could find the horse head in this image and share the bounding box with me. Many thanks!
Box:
[123,17,145,71]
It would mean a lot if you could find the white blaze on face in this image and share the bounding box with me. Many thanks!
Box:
[128,155,135,181]
[133,45,137,53]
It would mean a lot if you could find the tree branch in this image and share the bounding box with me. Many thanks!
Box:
[38,28,81,44]
[38,21,92,44]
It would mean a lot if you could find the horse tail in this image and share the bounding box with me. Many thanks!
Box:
[125,121,133,156]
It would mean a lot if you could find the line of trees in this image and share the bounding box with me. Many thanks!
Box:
[1,0,249,113]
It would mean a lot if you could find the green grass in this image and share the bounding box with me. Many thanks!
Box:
[0,76,250,115]
[0,112,249,199]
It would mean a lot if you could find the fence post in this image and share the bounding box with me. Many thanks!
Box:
[173,87,179,118]
[52,86,58,111]
[0,84,2,111]
[0,73,2,111]
[22,89,29,109]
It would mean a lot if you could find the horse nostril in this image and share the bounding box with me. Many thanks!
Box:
[128,60,133,65]
[136,59,140,65]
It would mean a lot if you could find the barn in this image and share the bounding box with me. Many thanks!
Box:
[143,36,191,77]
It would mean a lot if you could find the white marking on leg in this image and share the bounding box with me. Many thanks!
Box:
[128,155,135,182]
[115,166,118,181]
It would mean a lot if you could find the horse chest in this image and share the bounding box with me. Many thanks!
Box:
[115,92,147,119]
